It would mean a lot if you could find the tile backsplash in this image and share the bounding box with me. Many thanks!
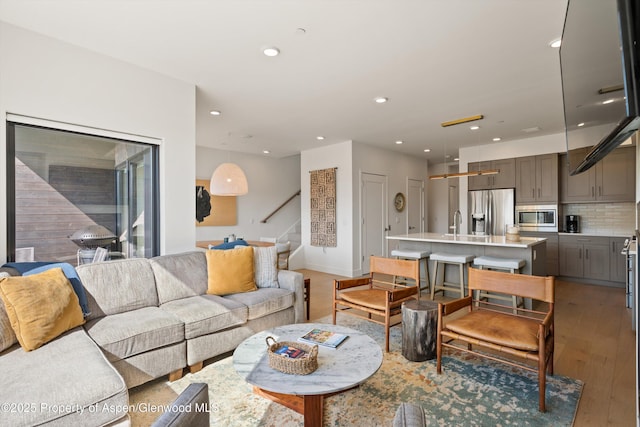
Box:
[561,202,635,236]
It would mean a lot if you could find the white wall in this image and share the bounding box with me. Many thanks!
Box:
[0,22,196,259]
[300,140,428,277]
[300,141,354,277]
[195,147,301,242]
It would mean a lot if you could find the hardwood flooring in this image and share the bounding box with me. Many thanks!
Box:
[297,269,636,426]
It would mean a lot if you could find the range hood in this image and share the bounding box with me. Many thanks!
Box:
[570,117,640,175]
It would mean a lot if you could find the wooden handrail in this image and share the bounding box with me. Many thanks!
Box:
[261,190,301,223]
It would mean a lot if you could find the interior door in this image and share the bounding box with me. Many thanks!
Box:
[407,179,424,233]
[361,173,387,274]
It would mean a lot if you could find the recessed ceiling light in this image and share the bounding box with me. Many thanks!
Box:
[423,149,431,153]
[602,99,615,104]
[209,110,221,116]
[522,126,541,133]
[316,136,325,140]
[395,140,403,145]
[577,122,585,127]
[470,125,480,130]
[549,38,562,48]
[263,150,270,154]
[263,47,280,57]
[374,97,388,104]
[492,137,501,142]
[454,157,459,161]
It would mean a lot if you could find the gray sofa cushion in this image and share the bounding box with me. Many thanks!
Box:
[224,288,294,320]
[77,258,158,320]
[150,251,208,305]
[0,327,128,427]
[84,306,184,362]
[160,295,247,339]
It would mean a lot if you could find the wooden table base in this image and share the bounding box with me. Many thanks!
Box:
[253,385,359,427]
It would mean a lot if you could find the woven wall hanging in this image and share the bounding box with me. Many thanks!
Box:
[310,167,337,247]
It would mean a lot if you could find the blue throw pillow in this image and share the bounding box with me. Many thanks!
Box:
[209,240,249,250]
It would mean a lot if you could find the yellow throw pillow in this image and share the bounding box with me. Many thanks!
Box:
[0,268,85,352]
[206,246,257,296]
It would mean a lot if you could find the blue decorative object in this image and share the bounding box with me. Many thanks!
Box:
[208,240,249,250]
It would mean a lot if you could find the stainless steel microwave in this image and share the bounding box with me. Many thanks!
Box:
[515,205,558,232]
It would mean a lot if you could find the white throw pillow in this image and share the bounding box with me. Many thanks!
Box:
[253,246,279,288]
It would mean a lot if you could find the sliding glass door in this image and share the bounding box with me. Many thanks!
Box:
[6,122,159,264]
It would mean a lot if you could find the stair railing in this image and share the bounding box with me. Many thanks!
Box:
[261,190,301,223]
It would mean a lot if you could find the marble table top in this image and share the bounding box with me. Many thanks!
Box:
[232,323,383,396]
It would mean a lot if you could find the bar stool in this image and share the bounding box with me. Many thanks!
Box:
[430,253,475,300]
[390,249,431,291]
[473,256,525,311]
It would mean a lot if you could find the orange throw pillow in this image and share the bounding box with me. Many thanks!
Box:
[0,268,85,351]
[206,246,257,295]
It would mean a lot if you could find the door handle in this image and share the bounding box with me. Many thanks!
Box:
[409,226,415,230]
[585,249,589,259]
[579,248,582,259]
[384,225,391,232]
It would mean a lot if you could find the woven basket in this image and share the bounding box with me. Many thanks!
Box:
[265,336,318,375]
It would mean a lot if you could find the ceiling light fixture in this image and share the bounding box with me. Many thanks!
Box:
[263,47,280,57]
[470,125,480,130]
[423,149,431,153]
[440,114,484,127]
[209,110,221,116]
[263,150,270,154]
[316,136,325,140]
[577,122,585,127]
[602,99,615,104]
[374,97,388,104]
[395,140,403,145]
[549,39,562,48]
[429,169,499,180]
[210,163,249,196]
[493,137,501,142]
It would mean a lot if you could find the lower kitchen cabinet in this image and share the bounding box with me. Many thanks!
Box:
[610,237,628,283]
[559,235,616,282]
[520,231,558,276]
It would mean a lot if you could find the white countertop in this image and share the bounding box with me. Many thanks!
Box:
[387,232,546,248]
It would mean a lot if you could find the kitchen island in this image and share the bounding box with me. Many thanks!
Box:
[387,232,547,276]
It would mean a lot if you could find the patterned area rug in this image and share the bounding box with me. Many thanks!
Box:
[129,315,582,426]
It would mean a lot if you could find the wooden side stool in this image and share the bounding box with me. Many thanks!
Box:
[304,278,310,320]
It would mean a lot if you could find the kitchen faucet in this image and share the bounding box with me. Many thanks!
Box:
[451,209,462,238]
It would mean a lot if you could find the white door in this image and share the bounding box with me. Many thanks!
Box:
[361,173,387,274]
[407,179,424,233]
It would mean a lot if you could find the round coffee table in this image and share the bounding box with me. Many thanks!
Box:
[233,323,383,427]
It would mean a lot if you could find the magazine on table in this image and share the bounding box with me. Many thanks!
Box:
[298,328,349,349]
[274,344,308,359]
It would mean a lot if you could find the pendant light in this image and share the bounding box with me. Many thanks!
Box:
[210,162,248,196]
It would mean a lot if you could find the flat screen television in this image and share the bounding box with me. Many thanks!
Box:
[561,0,640,175]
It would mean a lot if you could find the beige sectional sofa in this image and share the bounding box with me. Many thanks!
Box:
[0,249,304,426]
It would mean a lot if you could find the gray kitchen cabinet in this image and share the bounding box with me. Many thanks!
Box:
[520,231,558,276]
[559,235,611,281]
[560,146,635,203]
[468,158,515,190]
[610,237,628,283]
[516,154,558,204]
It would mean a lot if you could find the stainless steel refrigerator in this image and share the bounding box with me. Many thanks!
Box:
[468,188,515,236]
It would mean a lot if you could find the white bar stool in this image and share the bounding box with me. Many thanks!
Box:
[430,253,475,300]
[473,255,526,310]
[390,249,431,291]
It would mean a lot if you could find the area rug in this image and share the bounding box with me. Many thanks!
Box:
[129,314,582,426]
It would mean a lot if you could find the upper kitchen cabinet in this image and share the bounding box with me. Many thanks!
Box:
[468,158,516,190]
[515,154,558,204]
[560,146,635,203]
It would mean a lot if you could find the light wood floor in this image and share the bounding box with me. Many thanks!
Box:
[297,269,636,426]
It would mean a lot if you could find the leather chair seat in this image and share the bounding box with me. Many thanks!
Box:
[445,310,541,352]
[340,289,402,311]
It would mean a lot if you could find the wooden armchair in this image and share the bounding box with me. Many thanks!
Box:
[333,256,420,352]
[436,267,555,412]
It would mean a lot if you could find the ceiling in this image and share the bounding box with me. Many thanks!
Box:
[0,0,569,163]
